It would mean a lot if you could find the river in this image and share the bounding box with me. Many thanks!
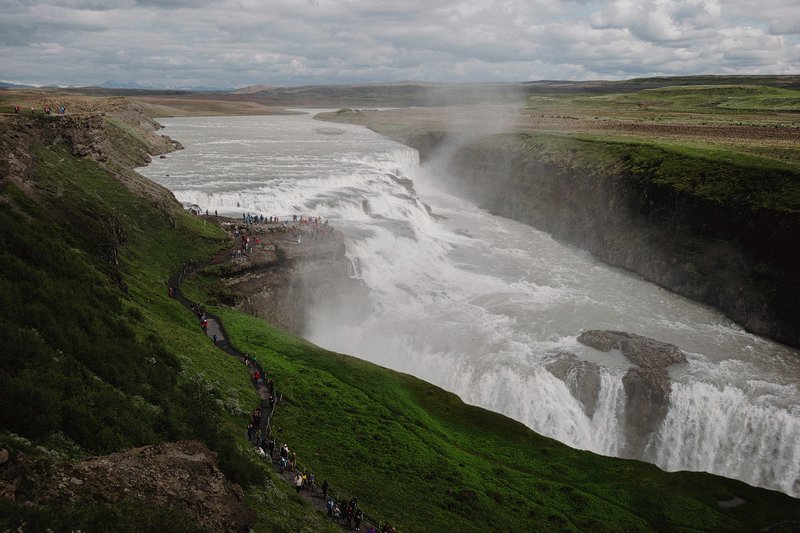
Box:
[138,112,800,497]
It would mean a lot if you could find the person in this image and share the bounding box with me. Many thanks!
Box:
[267,437,275,459]
[326,496,335,517]
[279,444,289,471]
[14,105,20,114]
[212,333,217,344]
[289,451,297,472]
[354,509,363,531]
[294,473,303,493]
[322,479,329,500]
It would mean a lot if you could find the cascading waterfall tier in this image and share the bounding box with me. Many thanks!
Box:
[138,113,800,497]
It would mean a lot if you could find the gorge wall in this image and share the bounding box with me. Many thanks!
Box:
[213,228,359,336]
[402,131,800,348]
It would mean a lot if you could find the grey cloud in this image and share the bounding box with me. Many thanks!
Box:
[2,0,798,87]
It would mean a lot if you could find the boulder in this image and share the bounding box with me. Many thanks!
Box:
[577,330,686,369]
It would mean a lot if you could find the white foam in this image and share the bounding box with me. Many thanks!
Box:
[139,113,800,497]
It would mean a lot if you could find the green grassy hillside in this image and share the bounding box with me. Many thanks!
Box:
[191,307,799,532]
[2,109,799,531]
[0,116,338,532]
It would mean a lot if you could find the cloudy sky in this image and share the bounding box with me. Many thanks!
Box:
[2,0,798,88]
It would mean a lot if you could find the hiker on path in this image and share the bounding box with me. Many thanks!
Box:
[279,444,289,471]
[322,479,329,500]
[326,496,335,517]
[354,509,363,531]
[346,504,354,528]
[289,451,297,471]
[294,473,303,493]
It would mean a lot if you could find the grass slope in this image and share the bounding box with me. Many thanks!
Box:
[0,117,338,532]
[204,307,800,532]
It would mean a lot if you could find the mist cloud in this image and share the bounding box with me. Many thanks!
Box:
[2,0,798,88]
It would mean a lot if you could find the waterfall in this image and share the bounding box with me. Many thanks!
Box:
[139,113,800,498]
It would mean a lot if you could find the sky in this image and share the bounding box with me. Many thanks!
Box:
[1,0,798,88]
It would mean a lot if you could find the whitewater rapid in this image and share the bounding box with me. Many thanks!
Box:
[138,113,800,497]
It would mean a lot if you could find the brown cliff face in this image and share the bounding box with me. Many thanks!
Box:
[208,225,359,335]
[0,441,256,532]
[0,114,109,181]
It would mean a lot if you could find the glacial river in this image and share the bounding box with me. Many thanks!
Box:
[138,112,800,497]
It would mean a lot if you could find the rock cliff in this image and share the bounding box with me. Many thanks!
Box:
[209,224,359,335]
[403,132,800,348]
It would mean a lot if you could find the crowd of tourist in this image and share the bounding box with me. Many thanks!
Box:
[173,210,397,530]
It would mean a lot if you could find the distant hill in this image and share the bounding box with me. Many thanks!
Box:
[222,75,800,106]
[0,81,36,89]
[91,80,232,93]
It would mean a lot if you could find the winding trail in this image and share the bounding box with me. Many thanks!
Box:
[168,256,385,532]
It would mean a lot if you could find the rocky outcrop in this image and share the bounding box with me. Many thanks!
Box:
[213,225,360,335]
[57,114,111,161]
[577,330,686,369]
[0,114,110,181]
[0,441,255,532]
[401,132,800,348]
[577,330,686,457]
[546,355,602,418]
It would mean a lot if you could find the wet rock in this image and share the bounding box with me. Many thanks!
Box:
[621,367,672,457]
[546,355,602,417]
[577,330,686,369]
[578,330,687,457]
[161,134,184,150]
